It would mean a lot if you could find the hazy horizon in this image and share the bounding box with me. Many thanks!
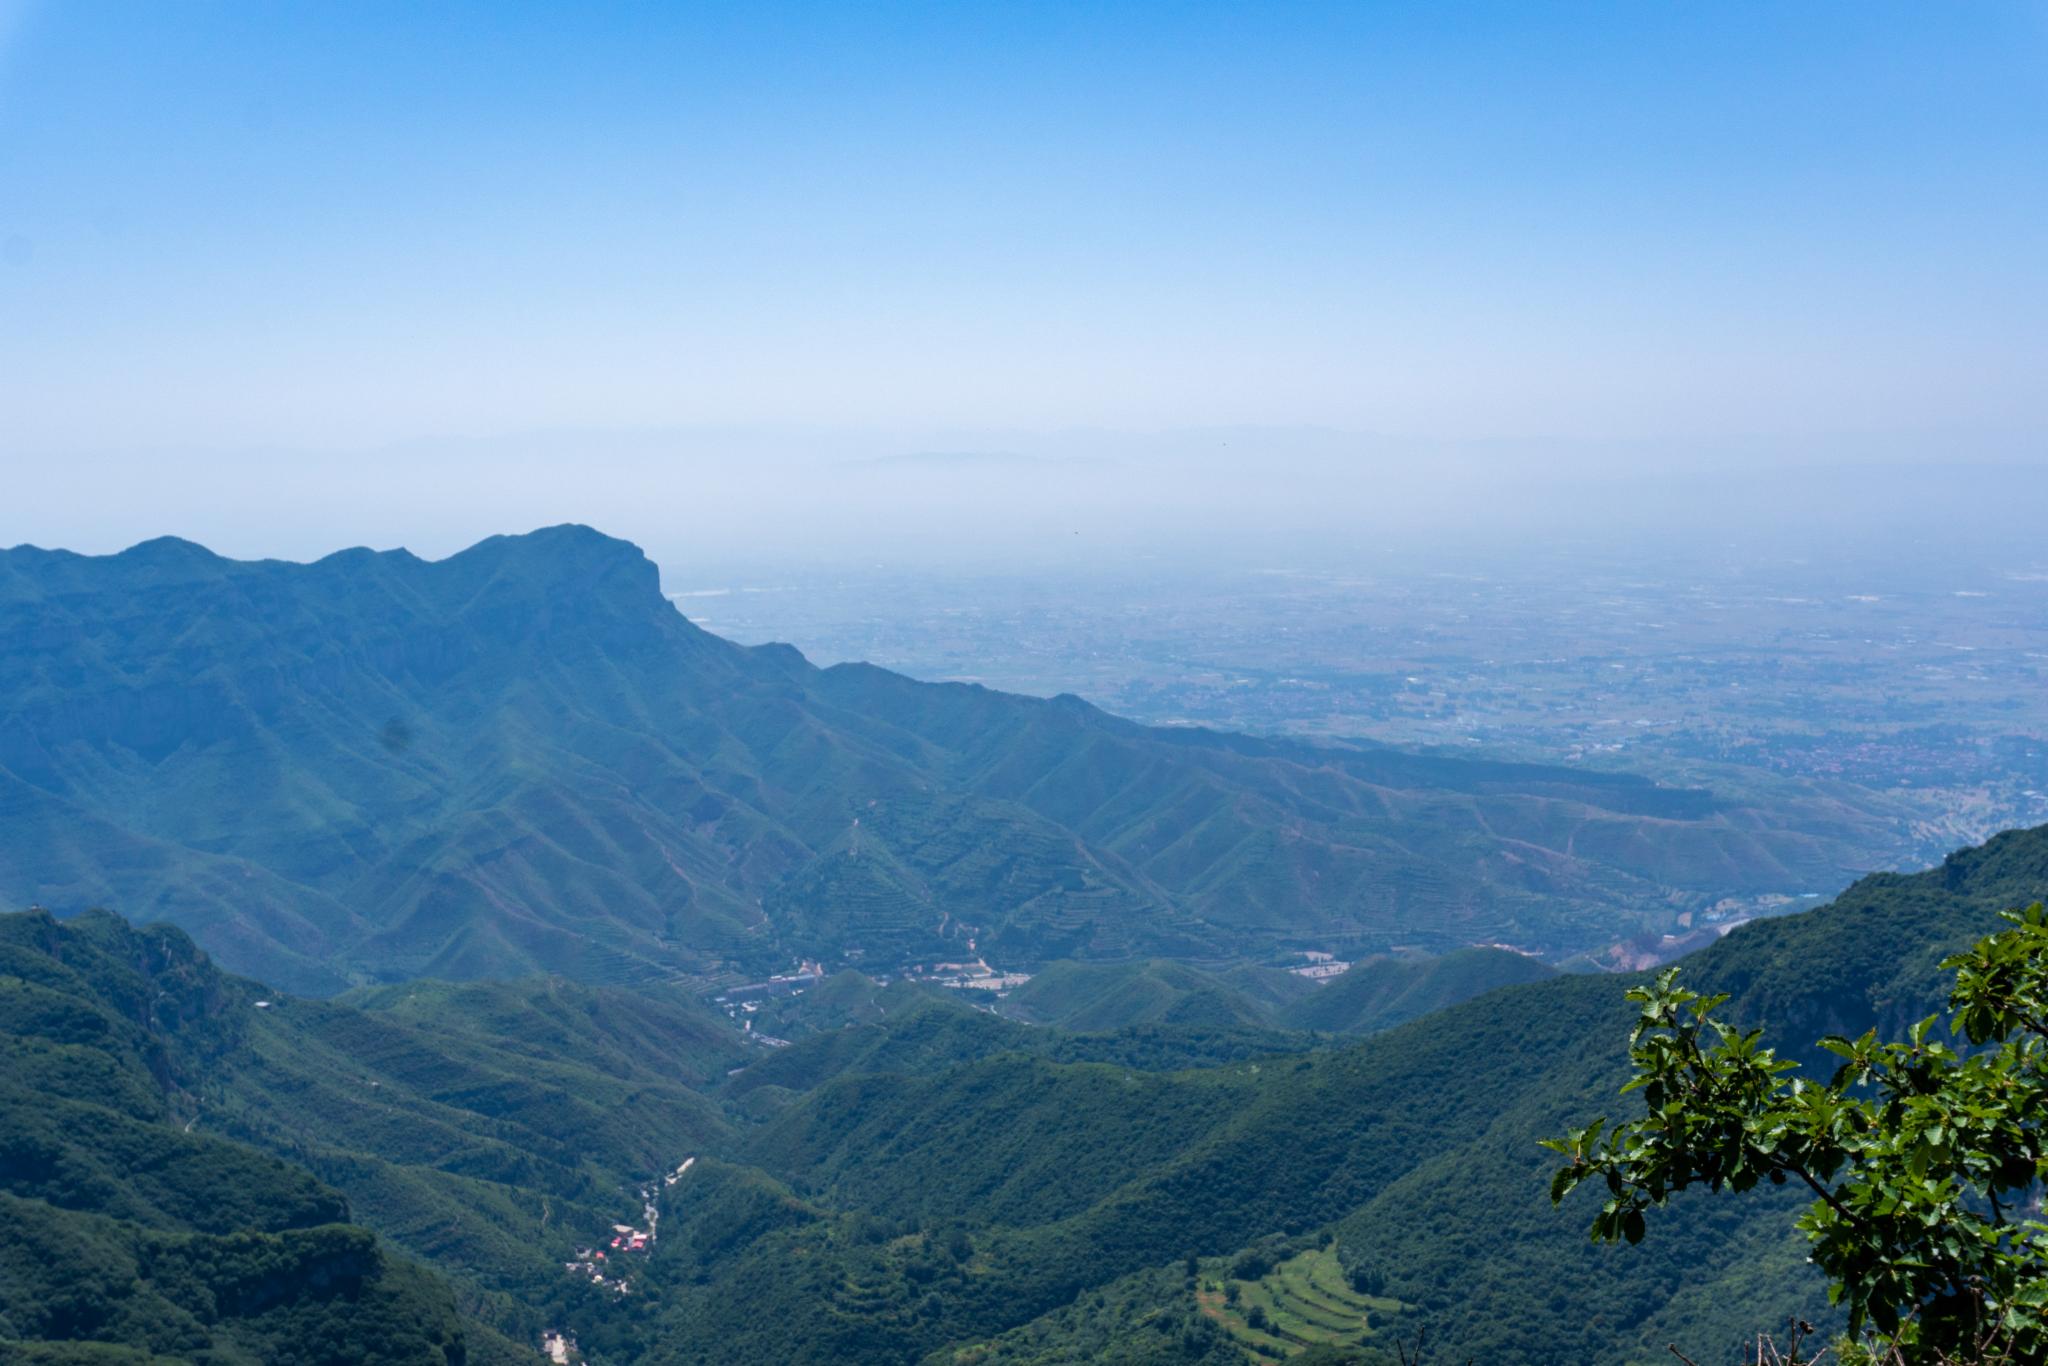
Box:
[10,435,2048,580]
[4,1,2045,570]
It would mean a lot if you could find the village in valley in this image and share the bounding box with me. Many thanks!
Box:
[553,1156,696,1327]
[543,1158,699,1360]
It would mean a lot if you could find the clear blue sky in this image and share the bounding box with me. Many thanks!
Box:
[1,1,2044,560]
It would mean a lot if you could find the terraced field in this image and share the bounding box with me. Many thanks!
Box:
[1197,1246,1404,1362]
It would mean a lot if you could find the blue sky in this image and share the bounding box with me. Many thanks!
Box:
[1,2,2044,560]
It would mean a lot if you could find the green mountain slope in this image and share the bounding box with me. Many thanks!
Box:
[722,979,1318,1120]
[0,1197,521,1366]
[0,527,1903,991]
[997,959,1278,1031]
[994,951,1551,1037]
[0,906,770,1357]
[0,911,537,1363]
[1274,947,1558,1034]
[6,824,2044,1363]
[631,825,2048,1365]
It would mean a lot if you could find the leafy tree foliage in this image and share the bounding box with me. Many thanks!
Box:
[1548,905,2048,1362]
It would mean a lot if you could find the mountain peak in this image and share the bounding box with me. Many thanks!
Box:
[450,524,652,575]
[492,522,633,550]
[115,535,225,569]
[435,525,669,623]
[121,534,216,555]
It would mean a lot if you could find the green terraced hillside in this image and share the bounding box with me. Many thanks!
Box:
[1197,1245,1405,1362]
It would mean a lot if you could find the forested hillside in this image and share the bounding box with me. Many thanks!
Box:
[0,909,537,1362]
[634,825,2048,1364]
[1274,947,1557,1034]
[0,902,1310,1360]
[994,959,1301,1031]
[8,823,2042,1362]
[0,527,1899,992]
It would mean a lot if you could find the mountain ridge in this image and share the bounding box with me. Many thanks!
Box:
[1,527,1895,993]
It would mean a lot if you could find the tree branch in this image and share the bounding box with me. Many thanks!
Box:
[1782,1162,1856,1225]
